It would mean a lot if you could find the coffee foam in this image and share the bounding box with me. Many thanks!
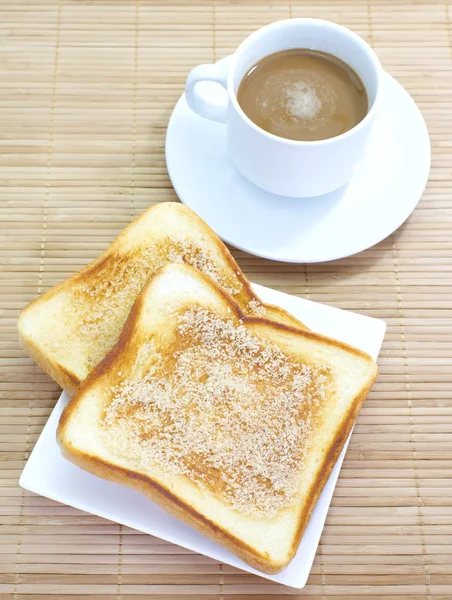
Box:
[284,81,321,120]
[256,70,337,133]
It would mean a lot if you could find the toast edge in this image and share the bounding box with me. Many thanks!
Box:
[18,321,80,395]
[56,440,286,573]
[284,361,378,568]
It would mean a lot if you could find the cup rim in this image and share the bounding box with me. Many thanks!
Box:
[226,18,383,147]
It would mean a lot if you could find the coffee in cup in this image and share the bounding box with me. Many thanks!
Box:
[237,49,368,142]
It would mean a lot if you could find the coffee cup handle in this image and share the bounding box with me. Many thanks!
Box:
[185,56,231,123]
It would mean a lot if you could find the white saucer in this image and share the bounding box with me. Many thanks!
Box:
[166,72,430,263]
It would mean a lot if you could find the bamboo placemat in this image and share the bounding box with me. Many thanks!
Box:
[1,1,451,598]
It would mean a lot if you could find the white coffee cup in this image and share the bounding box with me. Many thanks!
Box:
[185,18,383,198]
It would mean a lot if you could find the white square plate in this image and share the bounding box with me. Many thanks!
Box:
[20,283,386,588]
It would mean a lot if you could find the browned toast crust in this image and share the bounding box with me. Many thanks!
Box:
[58,265,378,573]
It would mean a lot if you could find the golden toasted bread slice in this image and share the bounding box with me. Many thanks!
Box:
[18,202,305,394]
[57,263,377,573]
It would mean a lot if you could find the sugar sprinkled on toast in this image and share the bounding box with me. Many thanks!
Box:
[103,307,331,518]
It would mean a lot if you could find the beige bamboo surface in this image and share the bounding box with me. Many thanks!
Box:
[0,0,451,598]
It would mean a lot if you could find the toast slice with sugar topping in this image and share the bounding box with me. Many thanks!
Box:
[18,202,305,394]
[57,263,377,573]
